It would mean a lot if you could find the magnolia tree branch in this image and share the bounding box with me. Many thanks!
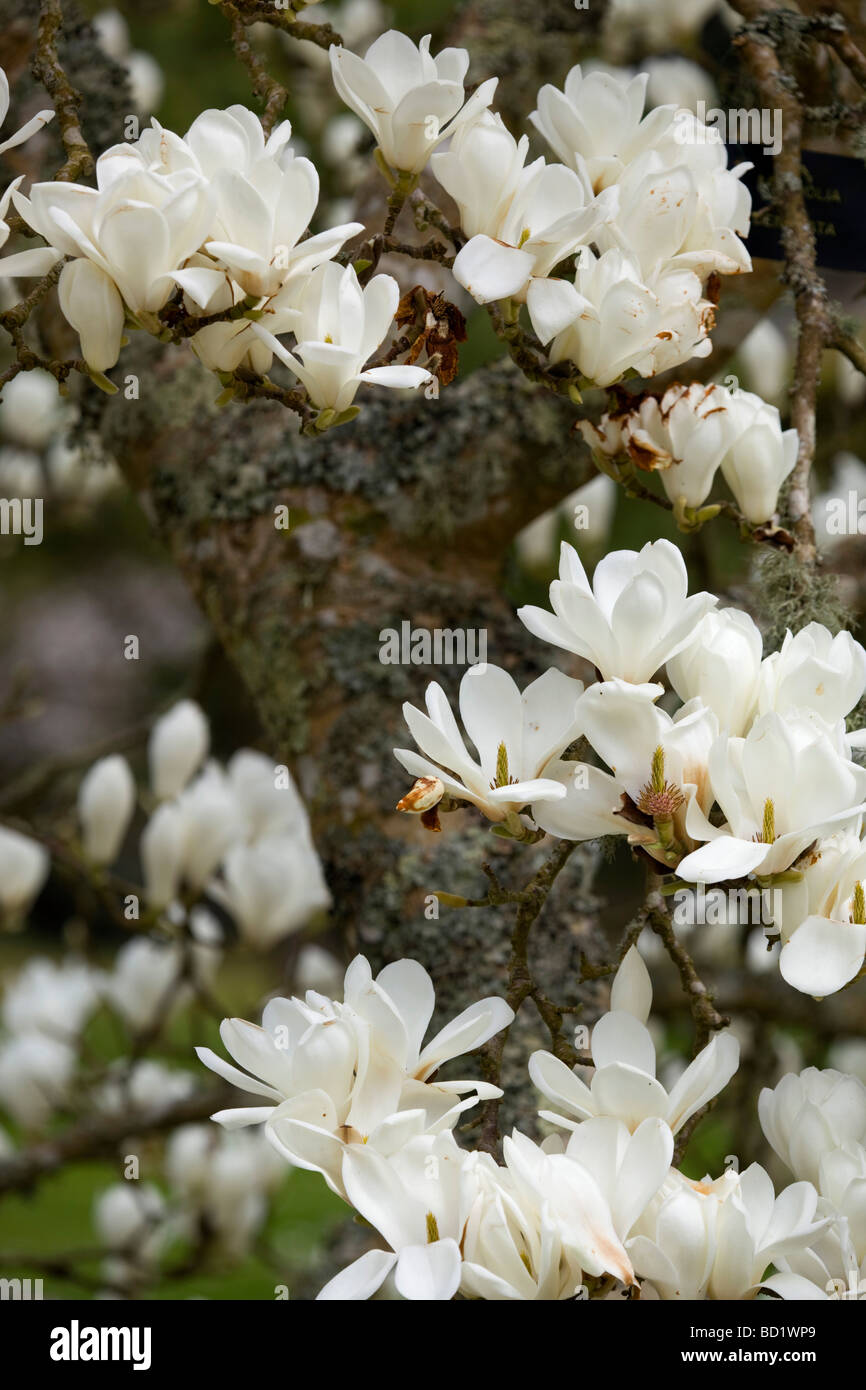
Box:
[216,0,343,51]
[0,1086,235,1197]
[730,0,866,567]
[33,0,92,182]
[646,888,730,1053]
[228,13,289,135]
[478,838,579,1155]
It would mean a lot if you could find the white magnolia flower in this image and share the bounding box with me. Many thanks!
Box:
[17,165,213,370]
[815,1143,866,1264]
[715,389,798,523]
[667,608,763,737]
[530,66,751,276]
[0,369,66,450]
[101,104,293,184]
[533,680,718,862]
[329,30,497,175]
[0,825,49,917]
[393,664,584,824]
[757,625,866,727]
[165,1123,285,1258]
[172,762,244,892]
[629,1164,827,1300]
[772,828,866,996]
[143,762,243,907]
[2,957,101,1040]
[765,1217,866,1302]
[318,1121,653,1301]
[253,263,431,416]
[224,748,310,842]
[316,1131,468,1300]
[759,1068,866,1187]
[197,954,512,1197]
[601,143,751,282]
[215,834,331,949]
[534,1115,675,1269]
[94,1059,196,1116]
[93,1182,167,1269]
[580,382,762,514]
[676,712,866,884]
[432,111,613,311]
[535,248,715,387]
[149,699,210,801]
[0,1031,76,1128]
[458,1146,587,1300]
[518,539,716,684]
[738,318,790,405]
[78,753,136,864]
[530,68,673,195]
[501,1127,652,1289]
[140,800,186,909]
[186,118,361,301]
[530,947,739,1135]
[104,934,216,1034]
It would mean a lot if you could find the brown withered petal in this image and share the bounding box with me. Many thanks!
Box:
[626,438,673,473]
[396,775,445,813]
[395,287,467,388]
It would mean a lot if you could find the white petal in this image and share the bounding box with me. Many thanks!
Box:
[451,235,536,303]
[316,1249,397,1301]
[394,1240,462,1300]
[780,916,866,996]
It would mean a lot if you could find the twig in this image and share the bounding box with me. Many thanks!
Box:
[228,14,288,135]
[646,887,729,1053]
[477,838,578,1155]
[0,1086,235,1196]
[33,0,93,183]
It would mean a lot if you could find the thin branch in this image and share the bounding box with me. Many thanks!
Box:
[731,0,836,568]
[646,888,730,1054]
[477,839,578,1156]
[228,14,288,135]
[0,1086,235,1196]
[33,0,94,182]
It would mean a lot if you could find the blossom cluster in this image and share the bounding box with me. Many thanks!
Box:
[0,697,335,1128]
[579,381,797,526]
[79,697,329,948]
[2,25,752,415]
[195,944,866,1301]
[93,1124,287,1291]
[395,539,866,998]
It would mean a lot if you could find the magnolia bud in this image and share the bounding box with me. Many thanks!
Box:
[78,754,136,865]
[148,699,209,800]
[0,825,49,916]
